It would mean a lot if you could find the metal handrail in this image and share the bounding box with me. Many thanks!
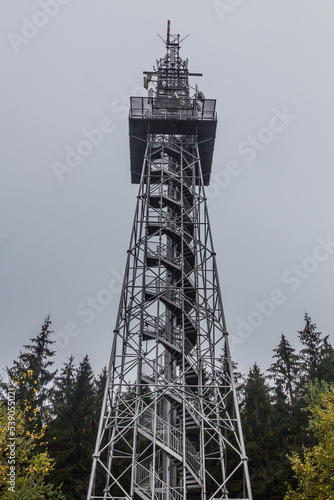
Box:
[138,407,200,475]
[145,278,183,307]
[141,355,178,382]
[130,96,217,122]
[149,185,192,212]
[147,243,182,267]
[142,319,195,360]
[141,310,198,347]
[146,244,195,277]
[148,213,194,234]
[149,162,193,188]
[135,462,183,500]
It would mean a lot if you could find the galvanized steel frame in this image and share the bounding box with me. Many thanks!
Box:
[87,134,252,500]
[87,21,252,500]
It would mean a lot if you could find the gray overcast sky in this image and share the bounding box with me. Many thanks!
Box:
[1,0,334,377]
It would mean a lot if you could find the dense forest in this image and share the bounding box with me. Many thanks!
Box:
[1,312,334,499]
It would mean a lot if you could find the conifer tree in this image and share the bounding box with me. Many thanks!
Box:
[3,314,57,430]
[73,355,99,498]
[49,355,98,499]
[0,373,65,499]
[298,312,334,385]
[95,366,107,404]
[241,364,275,500]
[268,383,297,498]
[268,334,300,402]
[47,356,77,495]
[319,336,334,383]
[53,355,77,408]
[298,312,323,381]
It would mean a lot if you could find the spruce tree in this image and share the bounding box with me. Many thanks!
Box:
[72,355,97,499]
[319,336,334,383]
[299,312,323,380]
[53,355,77,408]
[48,355,98,500]
[298,312,334,384]
[95,366,107,404]
[269,383,297,498]
[4,314,57,429]
[241,363,276,500]
[47,356,77,495]
[268,334,300,402]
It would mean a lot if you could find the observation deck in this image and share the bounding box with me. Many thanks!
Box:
[129,96,217,185]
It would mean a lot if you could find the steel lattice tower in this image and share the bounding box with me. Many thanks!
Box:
[87,22,252,500]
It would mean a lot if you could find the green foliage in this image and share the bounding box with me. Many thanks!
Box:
[2,311,334,499]
[46,356,77,495]
[0,374,64,499]
[47,355,100,500]
[298,312,334,385]
[243,312,334,499]
[3,315,57,430]
[268,334,300,402]
[285,382,334,499]
[241,363,276,499]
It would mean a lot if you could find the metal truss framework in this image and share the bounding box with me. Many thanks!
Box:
[87,22,252,500]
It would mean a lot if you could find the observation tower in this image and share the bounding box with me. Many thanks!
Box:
[87,21,252,500]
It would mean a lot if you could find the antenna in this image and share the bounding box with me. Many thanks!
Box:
[167,20,170,44]
[180,34,190,44]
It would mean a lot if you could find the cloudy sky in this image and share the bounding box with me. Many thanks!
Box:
[1,0,334,377]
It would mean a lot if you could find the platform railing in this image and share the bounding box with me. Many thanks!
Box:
[130,96,217,121]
